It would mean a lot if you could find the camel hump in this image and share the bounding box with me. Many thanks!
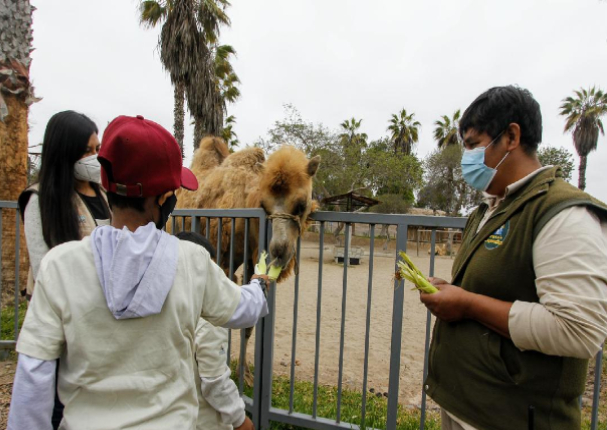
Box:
[223,147,266,173]
[191,137,230,172]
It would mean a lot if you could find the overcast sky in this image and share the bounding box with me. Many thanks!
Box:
[28,0,607,201]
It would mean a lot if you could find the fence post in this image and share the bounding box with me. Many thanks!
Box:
[386,223,408,430]
[253,216,276,430]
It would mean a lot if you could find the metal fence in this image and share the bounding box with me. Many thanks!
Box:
[0,203,603,430]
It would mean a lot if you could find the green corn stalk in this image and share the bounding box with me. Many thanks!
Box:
[397,251,438,294]
[267,265,282,280]
[255,251,268,276]
[255,251,282,280]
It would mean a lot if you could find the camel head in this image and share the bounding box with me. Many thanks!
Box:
[256,146,320,282]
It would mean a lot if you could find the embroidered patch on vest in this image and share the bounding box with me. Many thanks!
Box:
[78,215,87,224]
[485,220,510,250]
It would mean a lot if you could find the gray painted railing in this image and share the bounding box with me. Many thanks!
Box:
[0,202,603,430]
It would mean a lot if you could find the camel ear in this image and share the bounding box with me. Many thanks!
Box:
[307,155,321,177]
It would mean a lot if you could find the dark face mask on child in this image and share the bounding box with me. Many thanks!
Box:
[156,194,177,230]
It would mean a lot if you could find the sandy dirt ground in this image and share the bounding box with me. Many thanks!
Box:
[229,238,455,407]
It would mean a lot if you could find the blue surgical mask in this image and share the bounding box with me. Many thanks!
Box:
[461,132,509,191]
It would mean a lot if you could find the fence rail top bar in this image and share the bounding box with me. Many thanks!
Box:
[310,211,467,228]
[0,201,19,209]
[172,208,265,218]
[171,207,466,228]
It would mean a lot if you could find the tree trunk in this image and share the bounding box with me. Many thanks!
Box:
[0,94,29,303]
[0,0,34,304]
[194,117,205,150]
[578,155,587,191]
[173,82,185,158]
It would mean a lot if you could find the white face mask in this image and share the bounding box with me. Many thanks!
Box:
[74,154,101,183]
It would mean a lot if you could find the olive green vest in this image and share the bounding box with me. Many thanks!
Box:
[425,167,607,430]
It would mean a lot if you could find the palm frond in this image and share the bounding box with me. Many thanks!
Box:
[139,0,167,28]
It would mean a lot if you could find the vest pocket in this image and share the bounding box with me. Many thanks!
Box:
[487,332,518,385]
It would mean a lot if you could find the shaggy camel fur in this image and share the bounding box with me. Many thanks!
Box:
[176,137,320,384]
[177,136,320,284]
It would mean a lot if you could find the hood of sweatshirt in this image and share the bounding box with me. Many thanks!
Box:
[90,222,179,319]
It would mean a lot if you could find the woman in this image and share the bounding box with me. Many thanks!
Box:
[18,110,111,430]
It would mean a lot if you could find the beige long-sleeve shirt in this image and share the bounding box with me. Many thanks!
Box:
[447,167,607,429]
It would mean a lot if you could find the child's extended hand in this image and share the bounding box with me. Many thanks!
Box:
[235,416,254,430]
[251,274,270,283]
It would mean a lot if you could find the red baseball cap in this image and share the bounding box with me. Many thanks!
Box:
[99,115,198,197]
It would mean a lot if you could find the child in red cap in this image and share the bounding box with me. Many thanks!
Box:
[9,115,269,430]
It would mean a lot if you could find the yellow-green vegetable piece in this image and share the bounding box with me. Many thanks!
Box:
[255,251,268,276]
[267,265,282,280]
[397,251,438,294]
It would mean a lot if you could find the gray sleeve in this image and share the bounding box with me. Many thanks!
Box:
[24,194,49,279]
[200,368,246,427]
[222,279,269,329]
[7,354,56,430]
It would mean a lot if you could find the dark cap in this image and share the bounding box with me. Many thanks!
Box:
[99,115,198,197]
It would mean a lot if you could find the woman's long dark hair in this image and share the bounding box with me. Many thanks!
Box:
[38,111,98,248]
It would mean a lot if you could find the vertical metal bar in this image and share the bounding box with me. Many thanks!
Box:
[181,216,185,233]
[216,218,223,267]
[312,221,325,418]
[225,218,236,378]
[590,345,603,430]
[14,210,21,340]
[288,237,302,414]
[255,216,272,430]
[171,216,176,235]
[386,223,408,430]
[229,218,236,280]
[239,219,250,394]
[191,215,200,233]
[420,229,437,430]
[243,219,250,283]
[336,223,350,423]
[360,224,376,430]
[205,217,211,240]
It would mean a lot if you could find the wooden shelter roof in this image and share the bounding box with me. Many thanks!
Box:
[321,192,380,210]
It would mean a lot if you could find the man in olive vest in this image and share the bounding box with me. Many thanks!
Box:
[420,86,607,430]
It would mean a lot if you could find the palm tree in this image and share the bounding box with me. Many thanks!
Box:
[0,0,35,298]
[387,109,421,156]
[559,87,607,191]
[434,109,461,149]
[339,118,368,146]
[433,110,463,216]
[140,0,232,154]
[193,43,241,150]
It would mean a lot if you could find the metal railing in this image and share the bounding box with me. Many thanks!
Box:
[0,204,603,430]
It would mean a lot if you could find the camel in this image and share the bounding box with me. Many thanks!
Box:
[176,136,320,382]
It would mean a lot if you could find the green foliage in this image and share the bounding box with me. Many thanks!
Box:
[1,301,27,341]
[537,146,575,182]
[417,145,482,215]
[221,115,239,151]
[231,364,440,430]
[255,106,424,208]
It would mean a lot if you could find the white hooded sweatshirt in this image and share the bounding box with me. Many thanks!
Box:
[8,223,268,430]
